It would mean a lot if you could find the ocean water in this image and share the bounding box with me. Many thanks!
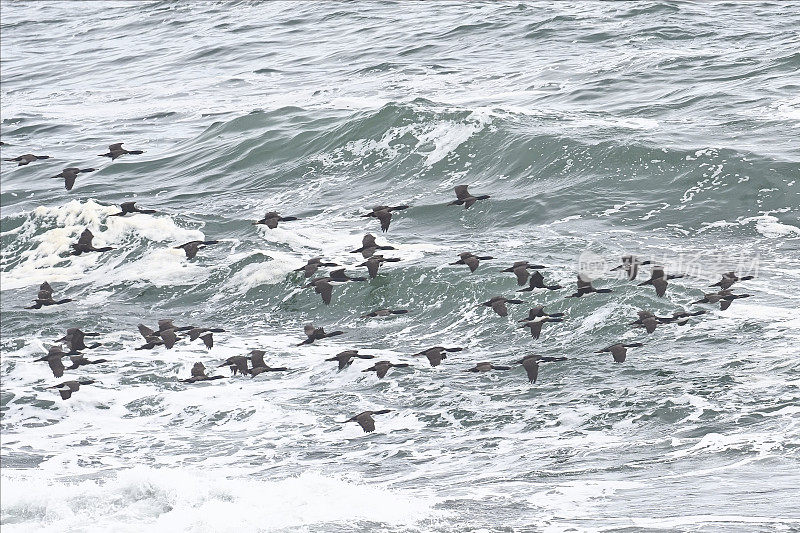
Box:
[1,1,799,531]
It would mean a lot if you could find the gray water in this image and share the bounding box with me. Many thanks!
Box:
[1,2,799,532]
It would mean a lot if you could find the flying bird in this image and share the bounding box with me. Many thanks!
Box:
[566,276,613,298]
[465,362,512,373]
[254,211,299,229]
[47,379,95,400]
[295,257,339,278]
[298,324,344,346]
[350,233,396,259]
[362,361,410,379]
[479,296,524,317]
[180,362,225,383]
[360,308,409,318]
[517,270,562,292]
[4,153,50,166]
[412,346,462,367]
[71,229,113,255]
[596,343,644,363]
[449,185,490,208]
[610,255,652,281]
[99,143,144,160]
[175,240,219,259]
[513,354,568,383]
[450,252,493,273]
[638,266,684,297]
[502,261,548,286]
[109,202,156,217]
[362,205,410,232]
[339,409,392,433]
[326,350,375,370]
[357,255,401,278]
[51,167,96,191]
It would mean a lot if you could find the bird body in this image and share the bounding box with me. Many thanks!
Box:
[326,350,375,370]
[340,409,392,433]
[51,167,96,190]
[47,379,95,400]
[360,308,409,318]
[175,240,219,259]
[596,343,644,363]
[350,234,396,258]
[5,153,50,166]
[412,346,462,367]
[567,276,613,298]
[465,362,512,373]
[71,229,113,255]
[362,361,410,378]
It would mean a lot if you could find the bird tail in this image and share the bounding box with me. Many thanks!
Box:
[139,209,156,214]
[203,240,219,245]
[328,331,344,337]
[391,310,408,315]
[129,150,144,155]
[548,312,565,317]
[282,216,299,222]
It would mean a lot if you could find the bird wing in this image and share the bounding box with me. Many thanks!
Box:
[522,359,539,383]
[489,299,508,317]
[304,324,315,337]
[138,324,156,339]
[119,201,136,212]
[375,210,392,232]
[266,217,279,229]
[529,271,545,288]
[182,242,199,259]
[200,333,213,349]
[362,234,377,247]
[161,329,177,349]
[250,351,266,368]
[356,413,376,433]
[464,256,480,272]
[513,266,529,285]
[376,365,389,378]
[529,321,543,339]
[49,357,65,378]
[643,319,657,334]
[77,229,94,246]
[366,259,380,278]
[109,143,124,151]
[191,363,206,377]
[653,278,668,297]
[610,345,626,362]
[315,281,333,305]
[454,185,470,200]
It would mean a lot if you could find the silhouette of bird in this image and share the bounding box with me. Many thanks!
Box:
[518,270,562,292]
[710,272,754,291]
[479,296,524,317]
[47,379,95,400]
[566,276,613,298]
[610,255,652,281]
[693,289,751,311]
[175,240,219,259]
[339,409,392,433]
[502,261,547,286]
[109,201,156,217]
[51,167,96,191]
[449,185,490,208]
[450,252,493,273]
[596,343,644,363]
[55,328,101,352]
[362,205,410,232]
[513,354,568,383]
[219,356,250,376]
[254,211,299,229]
[34,345,72,377]
[295,257,339,278]
[362,361,410,378]
[71,229,113,255]
[99,143,144,160]
[465,362,512,373]
[299,324,344,345]
[66,354,108,370]
[326,350,375,370]
[638,266,684,297]
[518,314,564,339]
[357,255,401,278]
[350,234,396,259]
[412,346,462,367]
[360,308,409,318]
[4,153,50,166]
[304,268,367,305]
[180,362,225,383]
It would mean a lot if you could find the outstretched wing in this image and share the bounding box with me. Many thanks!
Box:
[454,185,470,200]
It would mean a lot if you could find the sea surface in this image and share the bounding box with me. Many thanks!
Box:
[1,1,799,532]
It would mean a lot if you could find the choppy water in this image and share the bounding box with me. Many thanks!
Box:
[2,1,800,531]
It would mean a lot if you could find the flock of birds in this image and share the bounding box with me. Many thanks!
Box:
[6,144,756,433]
